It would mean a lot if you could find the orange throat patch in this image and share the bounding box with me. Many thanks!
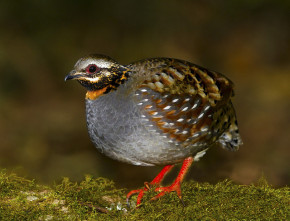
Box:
[86,87,108,100]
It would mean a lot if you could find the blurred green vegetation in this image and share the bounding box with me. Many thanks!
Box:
[0,0,289,188]
[0,170,289,220]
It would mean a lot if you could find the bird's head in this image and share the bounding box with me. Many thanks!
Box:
[65,54,130,100]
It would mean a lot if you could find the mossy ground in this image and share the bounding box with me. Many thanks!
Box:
[0,170,289,220]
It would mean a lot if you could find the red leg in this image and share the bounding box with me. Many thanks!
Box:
[150,164,174,184]
[126,157,194,207]
[151,157,194,202]
[126,164,174,206]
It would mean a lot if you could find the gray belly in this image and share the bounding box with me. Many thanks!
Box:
[85,90,205,166]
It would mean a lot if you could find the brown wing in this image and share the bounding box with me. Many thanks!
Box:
[130,58,235,146]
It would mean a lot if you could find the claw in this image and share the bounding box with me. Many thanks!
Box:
[126,157,193,207]
[179,196,186,207]
[126,164,174,207]
[150,181,182,202]
[144,182,150,190]
[126,188,144,207]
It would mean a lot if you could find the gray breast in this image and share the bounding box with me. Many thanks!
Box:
[85,84,202,166]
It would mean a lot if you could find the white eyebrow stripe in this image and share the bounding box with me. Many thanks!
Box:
[77,58,114,69]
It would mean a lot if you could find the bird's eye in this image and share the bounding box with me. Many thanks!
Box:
[86,64,99,74]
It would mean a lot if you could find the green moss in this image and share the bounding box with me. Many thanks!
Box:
[0,170,289,220]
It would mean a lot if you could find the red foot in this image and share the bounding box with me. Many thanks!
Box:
[151,181,182,202]
[126,157,194,207]
[126,164,174,206]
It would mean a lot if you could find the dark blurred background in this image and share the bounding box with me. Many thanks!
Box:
[0,0,289,188]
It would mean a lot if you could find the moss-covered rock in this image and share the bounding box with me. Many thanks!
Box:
[0,170,289,220]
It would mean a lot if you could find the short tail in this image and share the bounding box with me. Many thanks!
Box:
[218,121,243,151]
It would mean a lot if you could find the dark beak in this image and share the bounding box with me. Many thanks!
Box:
[64,70,82,81]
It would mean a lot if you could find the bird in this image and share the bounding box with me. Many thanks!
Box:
[65,54,243,207]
